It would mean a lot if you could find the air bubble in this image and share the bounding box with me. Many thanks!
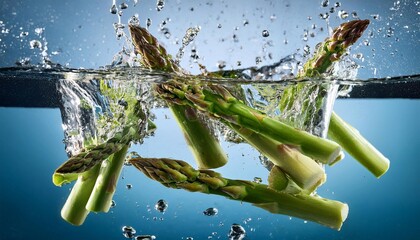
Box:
[228,224,246,240]
[321,0,329,7]
[203,207,218,216]
[122,226,136,239]
[110,200,116,208]
[155,199,168,212]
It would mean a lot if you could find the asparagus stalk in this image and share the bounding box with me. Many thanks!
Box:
[60,164,100,226]
[129,23,228,169]
[53,124,137,186]
[130,157,348,230]
[281,19,389,176]
[328,112,389,177]
[86,144,129,212]
[156,79,342,164]
[227,122,326,192]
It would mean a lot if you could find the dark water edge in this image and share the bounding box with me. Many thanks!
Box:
[0,67,419,109]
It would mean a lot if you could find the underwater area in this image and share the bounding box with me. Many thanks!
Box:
[0,0,419,240]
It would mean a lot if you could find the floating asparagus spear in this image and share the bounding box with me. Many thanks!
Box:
[280,19,390,177]
[129,23,228,169]
[130,157,348,230]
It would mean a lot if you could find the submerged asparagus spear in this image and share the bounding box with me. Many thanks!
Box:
[130,157,348,230]
[280,19,389,177]
[129,23,228,169]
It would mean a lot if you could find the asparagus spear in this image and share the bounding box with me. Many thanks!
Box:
[129,157,348,230]
[129,23,228,169]
[156,79,342,164]
[53,78,151,225]
[280,20,389,177]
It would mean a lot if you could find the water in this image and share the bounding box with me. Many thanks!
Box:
[0,67,419,239]
[1,0,419,239]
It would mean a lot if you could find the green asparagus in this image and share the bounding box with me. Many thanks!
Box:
[156,79,342,164]
[280,19,390,177]
[130,157,348,230]
[129,23,228,169]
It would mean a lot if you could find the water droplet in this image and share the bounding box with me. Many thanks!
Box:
[363,39,370,46]
[371,14,379,20]
[122,226,136,238]
[218,61,226,69]
[352,11,358,18]
[129,15,140,27]
[255,56,262,65]
[185,237,194,240]
[156,0,165,11]
[15,57,31,66]
[110,200,116,208]
[262,30,270,37]
[135,235,156,240]
[134,0,139,6]
[338,10,348,19]
[319,13,329,19]
[120,2,128,9]
[203,207,218,216]
[321,0,329,7]
[19,32,28,38]
[334,2,341,7]
[29,40,42,49]
[155,199,168,212]
[303,45,311,56]
[146,18,152,29]
[283,39,288,44]
[217,23,222,28]
[159,27,171,39]
[126,184,133,190]
[243,20,249,26]
[270,14,277,22]
[329,7,335,13]
[118,99,128,107]
[34,28,44,36]
[228,224,246,240]
[110,4,118,14]
[253,177,262,183]
[386,27,394,37]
